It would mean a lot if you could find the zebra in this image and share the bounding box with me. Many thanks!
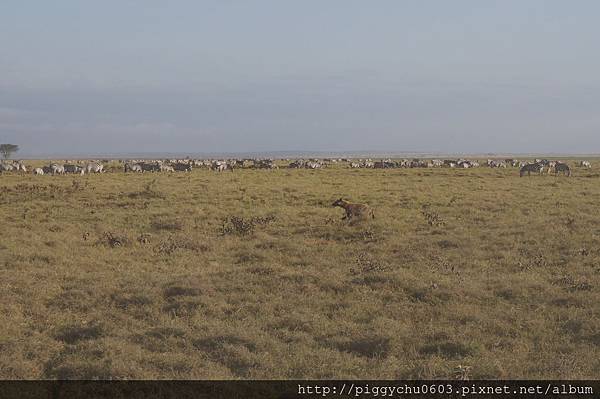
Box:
[173,163,192,172]
[305,161,322,169]
[212,161,232,172]
[519,163,544,177]
[288,160,305,169]
[488,160,507,168]
[33,167,44,175]
[579,160,591,168]
[140,162,160,172]
[124,163,143,173]
[554,162,571,177]
[0,161,27,172]
[64,164,84,175]
[13,161,27,172]
[252,159,276,169]
[85,162,104,173]
[50,164,65,175]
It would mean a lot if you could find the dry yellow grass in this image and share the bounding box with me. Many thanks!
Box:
[0,161,599,379]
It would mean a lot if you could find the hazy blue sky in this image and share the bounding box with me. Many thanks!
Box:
[1,1,600,155]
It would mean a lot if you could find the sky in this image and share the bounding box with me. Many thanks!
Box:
[1,1,600,156]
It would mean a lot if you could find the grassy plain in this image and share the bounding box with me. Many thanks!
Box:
[0,161,599,379]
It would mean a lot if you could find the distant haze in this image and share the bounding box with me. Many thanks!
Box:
[1,1,600,156]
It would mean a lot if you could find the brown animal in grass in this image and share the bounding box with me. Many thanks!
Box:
[332,198,375,220]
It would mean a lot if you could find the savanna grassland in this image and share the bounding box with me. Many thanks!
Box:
[0,161,599,380]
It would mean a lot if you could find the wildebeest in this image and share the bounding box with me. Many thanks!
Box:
[554,162,571,177]
[332,198,375,220]
[519,162,543,177]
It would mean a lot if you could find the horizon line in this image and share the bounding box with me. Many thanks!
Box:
[8,149,600,160]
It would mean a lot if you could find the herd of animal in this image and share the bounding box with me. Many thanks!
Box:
[0,157,593,226]
[517,159,585,177]
[0,158,592,176]
[0,160,104,175]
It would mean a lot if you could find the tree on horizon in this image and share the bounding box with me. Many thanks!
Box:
[0,144,19,160]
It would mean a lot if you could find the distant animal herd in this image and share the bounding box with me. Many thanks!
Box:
[0,157,592,177]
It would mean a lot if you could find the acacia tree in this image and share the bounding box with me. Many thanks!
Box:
[0,144,19,160]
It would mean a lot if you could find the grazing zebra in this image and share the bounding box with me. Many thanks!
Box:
[305,161,322,169]
[140,162,160,172]
[253,159,276,169]
[14,162,27,172]
[488,160,507,168]
[124,163,143,173]
[33,167,44,175]
[332,198,375,220]
[554,162,571,177]
[579,161,591,168]
[50,164,65,175]
[85,162,104,173]
[64,164,85,175]
[173,163,193,172]
[0,161,27,172]
[288,160,304,168]
[212,161,232,172]
[519,163,543,177]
